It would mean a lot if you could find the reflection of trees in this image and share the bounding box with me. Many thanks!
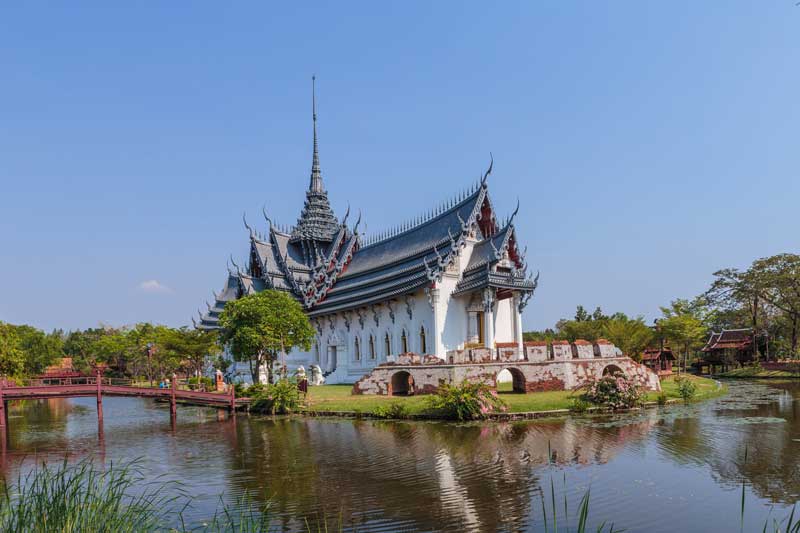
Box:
[221,415,657,532]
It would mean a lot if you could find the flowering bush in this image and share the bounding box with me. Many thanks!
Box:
[425,381,507,420]
[583,372,642,409]
[250,379,300,415]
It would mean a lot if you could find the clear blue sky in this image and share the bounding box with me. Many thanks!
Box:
[1,2,798,333]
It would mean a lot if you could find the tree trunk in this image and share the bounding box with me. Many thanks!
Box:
[249,357,258,385]
[751,295,760,361]
[792,315,799,358]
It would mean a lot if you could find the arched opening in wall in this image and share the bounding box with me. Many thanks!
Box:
[384,333,392,357]
[401,329,408,354]
[390,371,414,396]
[602,364,624,377]
[419,326,427,354]
[369,335,376,360]
[354,337,361,361]
[496,368,526,394]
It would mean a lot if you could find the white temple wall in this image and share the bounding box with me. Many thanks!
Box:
[493,297,516,344]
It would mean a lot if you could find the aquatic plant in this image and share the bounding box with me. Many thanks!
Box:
[0,459,179,532]
[425,380,508,420]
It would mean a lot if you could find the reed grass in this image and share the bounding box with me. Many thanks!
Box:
[3,456,800,532]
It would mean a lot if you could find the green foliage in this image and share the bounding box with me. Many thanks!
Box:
[582,373,642,410]
[527,306,653,361]
[0,459,178,532]
[219,290,315,384]
[675,376,698,403]
[0,323,26,377]
[425,381,508,420]
[568,397,590,413]
[0,322,64,378]
[250,378,301,415]
[372,401,407,419]
[188,376,213,389]
[656,392,668,406]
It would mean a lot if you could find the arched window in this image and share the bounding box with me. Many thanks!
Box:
[401,329,408,353]
[369,335,376,360]
[420,326,427,354]
[384,333,392,357]
[354,337,361,361]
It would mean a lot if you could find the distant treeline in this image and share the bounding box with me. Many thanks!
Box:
[524,253,800,366]
[0,322,220,381]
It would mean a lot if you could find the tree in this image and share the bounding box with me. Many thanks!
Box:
[160,327,220,379]
[14,325,63,375]
[218,290,315,384]
[0,323,26,377]
[602,315,654,361]
[748,254,800,357]
[706,268,762,359]
[657,299,709,373]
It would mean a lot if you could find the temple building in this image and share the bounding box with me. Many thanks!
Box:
[196,82,538,384]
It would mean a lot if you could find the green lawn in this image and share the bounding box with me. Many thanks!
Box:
[302,374,725,416]
[651,374,727,402]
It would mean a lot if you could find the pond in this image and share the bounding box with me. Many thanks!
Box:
[1,379,799,532]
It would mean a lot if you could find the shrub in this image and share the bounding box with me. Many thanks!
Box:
[372,402,407,419]
[583,372,642,410]
[657,392,668,406]
[250,379,301,415]
[569,397,590,413]
[675,376,698,403]
[425,381,507,421]
[187,376,213,389]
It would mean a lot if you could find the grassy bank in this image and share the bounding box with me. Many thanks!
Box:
[720,367,800,379]
[302,374,725,416]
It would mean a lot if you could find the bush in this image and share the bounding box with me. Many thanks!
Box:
[250,379,300,415]
[676,376,698,403]
[187,376,213,389]
[372,402,407,419]
[425,381,507,421]
[569,397,590,413]
[583,373,642,410]
[657,392,668,406]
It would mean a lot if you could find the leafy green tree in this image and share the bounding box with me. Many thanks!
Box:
[0,323,26,377]
[747,254,800,356]
[159,327,220,379]
[706,267,762,359]
[602,315,654,361]
[14,325,63,375]
[657,298,709,373]
[219,290,315,384]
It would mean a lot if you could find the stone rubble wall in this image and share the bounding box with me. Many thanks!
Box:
[352,356,661,396]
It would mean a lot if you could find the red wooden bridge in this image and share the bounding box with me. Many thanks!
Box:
[0,372,251,428]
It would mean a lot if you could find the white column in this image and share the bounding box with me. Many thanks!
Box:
[513,293,524,360]
[483,289,495,357]
[430,287,446,359]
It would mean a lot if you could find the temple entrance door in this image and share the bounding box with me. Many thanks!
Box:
[327,345,338,373]
[477,312,485,346]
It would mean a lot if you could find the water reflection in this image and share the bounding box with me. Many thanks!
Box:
[0,381,799,532]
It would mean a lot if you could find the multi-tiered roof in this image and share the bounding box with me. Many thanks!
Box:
[196,85,537,330]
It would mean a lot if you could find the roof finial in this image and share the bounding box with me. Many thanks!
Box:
[309,75,324,193]
[481,152,493,185]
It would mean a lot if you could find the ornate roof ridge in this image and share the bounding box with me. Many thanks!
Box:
[359,183,483,250]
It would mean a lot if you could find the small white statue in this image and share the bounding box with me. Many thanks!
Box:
[309,364,326,386]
